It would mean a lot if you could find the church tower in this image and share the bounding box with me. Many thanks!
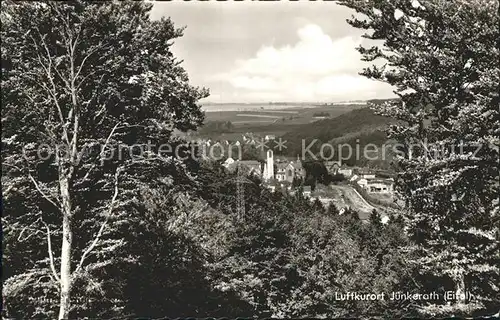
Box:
[264,149,274,180]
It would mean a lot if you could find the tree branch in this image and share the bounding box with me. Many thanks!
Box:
[74,45,102,81]
[17,217,44,242]
[53,63,72,92]
[3,161,61,210]
[29,173,62,210]
[79,122,121,184]
[74,168,121,276]
[93,103,107,124]
[43,221,61,283]
[30,33,71,147]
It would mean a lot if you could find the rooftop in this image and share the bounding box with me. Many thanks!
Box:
[239,160,261,166]
[367,179,393,185]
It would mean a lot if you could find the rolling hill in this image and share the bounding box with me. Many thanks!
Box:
[279,107,398,169]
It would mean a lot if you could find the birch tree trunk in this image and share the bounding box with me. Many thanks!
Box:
[58,174,73,319]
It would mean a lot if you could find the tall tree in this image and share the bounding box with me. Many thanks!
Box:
[337,0,499,315]
[1,1,207,318]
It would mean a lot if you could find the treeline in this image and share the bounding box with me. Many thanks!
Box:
[1,155,418,318]
[301,160,346,189]
[4,148,496,318]
[277,108,395,169]
[312,111,330,117]
[280,108,394,153]
[199,120,234,134]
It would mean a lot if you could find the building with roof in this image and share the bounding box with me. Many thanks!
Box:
[292,158,305,179]
[357,178,368,189]
[325,161,341,175]
[275,162,288,182]
[264,134,276,141]
[224,150,305,184]
[325,161,353,178]
[366,179,393,193]
[302,186,312,197]
[338,167,353,177]
[274,157,305,183]
[226,158,263,177]
[222,157,235,168]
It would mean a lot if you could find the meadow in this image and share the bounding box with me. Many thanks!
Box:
[197,103,366,140]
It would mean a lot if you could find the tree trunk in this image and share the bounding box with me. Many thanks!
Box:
[58,176,73,319]
[59,52,78,317]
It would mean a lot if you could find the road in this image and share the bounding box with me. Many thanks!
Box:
[326,185,394,220]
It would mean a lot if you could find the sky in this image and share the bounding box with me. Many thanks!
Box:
[150,1,396,103]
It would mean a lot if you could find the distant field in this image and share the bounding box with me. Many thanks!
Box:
[198,104,365,140]
[254,110,299,114]
[201,102,367,112]
[204,104,363,123]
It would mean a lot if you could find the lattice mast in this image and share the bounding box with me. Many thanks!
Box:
[236,162,245,220]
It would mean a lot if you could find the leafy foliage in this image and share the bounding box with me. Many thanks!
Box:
[338,0,500,315]
[202,165,414,318]
[4,0,497,318]
[2,1,208,317]
[199,120,235,134]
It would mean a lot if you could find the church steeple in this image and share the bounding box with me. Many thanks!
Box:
[264,149,274,180]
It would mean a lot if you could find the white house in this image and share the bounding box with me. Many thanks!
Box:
[325,161,341,175]
[302,186,312,197]
[381,216,390,224]
[338,168,353,177]
[366,179,393,193]
[357,178,368,188]
[275,162,287,182]
[265,134,276,141]
[222,157,235,168]
[274,159,305,183]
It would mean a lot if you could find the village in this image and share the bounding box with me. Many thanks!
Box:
[195,133,398,219]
